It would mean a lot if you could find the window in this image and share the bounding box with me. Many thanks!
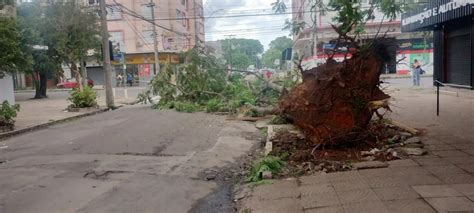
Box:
[181,0,188,10]
[106,5,122,20]
[199,23,205,34]
[185,38,191,48]
[141,4,152,19]
[109,31,125,52]
[196,6,203,17]
[176,10,187,27]
[142,30,154,44]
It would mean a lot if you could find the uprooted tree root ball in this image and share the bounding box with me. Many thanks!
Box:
[279,41,392,146]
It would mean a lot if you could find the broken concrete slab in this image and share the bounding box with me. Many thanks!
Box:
[412,185,463,198]
[404,137,422,144]
[255,119,270,129]
[402,148,428,156]
[425,197,474,212]
[265,124,303,156]
[353,161,389,170]
[405,143,424,148]
[264,125,274,155]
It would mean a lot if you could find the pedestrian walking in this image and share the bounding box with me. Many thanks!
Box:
[412,59,421,86]
[116,74,123,87]
[127,73,133,87]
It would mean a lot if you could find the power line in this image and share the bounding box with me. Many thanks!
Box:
[122,12,154,49]
[108,2,191,36]
[154,10,296,20]
[114,1,431,21]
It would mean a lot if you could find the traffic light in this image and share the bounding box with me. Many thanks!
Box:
[109,41,114,61]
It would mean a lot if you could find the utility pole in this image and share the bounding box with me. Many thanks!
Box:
[99,0,115,108]
[148,0,160,75]
[193,0,199,47]
[225,34,235,70]
[311,7,318,66]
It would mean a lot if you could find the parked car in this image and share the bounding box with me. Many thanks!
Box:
[57,78,94,89]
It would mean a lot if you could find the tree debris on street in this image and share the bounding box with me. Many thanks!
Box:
[140,48,290,115]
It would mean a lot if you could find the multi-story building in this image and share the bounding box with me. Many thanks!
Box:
[16,0,205,87]
[88,0,204,85]
[292,0,432,76]
[402,0,474,89]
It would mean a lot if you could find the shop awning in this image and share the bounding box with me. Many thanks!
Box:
[401,0,473,32]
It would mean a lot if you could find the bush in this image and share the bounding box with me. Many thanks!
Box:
[144,48,280,114]
[247,156,284,182]
[173,101,202,112]
[0,101,20,129]
[67,86,97,108]
[205,98,224,112]
[155,101,202,113]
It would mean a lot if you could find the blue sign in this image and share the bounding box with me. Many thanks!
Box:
[323,43,335,50]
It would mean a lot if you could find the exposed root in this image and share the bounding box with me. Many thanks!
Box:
[279,41,392,145]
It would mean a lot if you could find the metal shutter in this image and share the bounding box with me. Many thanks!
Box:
[445,34,471,86]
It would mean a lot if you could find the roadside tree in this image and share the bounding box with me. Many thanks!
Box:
[44,1,101,92]
[17,3,61,99]
[262,36,292,68]
[0,17,28,75]
[220,38,264,70]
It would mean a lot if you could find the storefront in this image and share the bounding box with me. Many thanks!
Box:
[108,52,180,86]
[402,0,474,89]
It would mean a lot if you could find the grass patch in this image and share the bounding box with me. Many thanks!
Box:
[268,115,288,125]
[247,156,284,182]
[155,101,203,113]
[205,98,225,113]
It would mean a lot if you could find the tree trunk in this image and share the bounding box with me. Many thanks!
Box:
[71,63,83,91]
[34,71,48,99]
[80,57,88,88]
[279,43,391,145]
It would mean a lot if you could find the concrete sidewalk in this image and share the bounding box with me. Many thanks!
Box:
[1,90,139,138]
[240,86,474,213]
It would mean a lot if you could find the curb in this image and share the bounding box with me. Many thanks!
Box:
[14,88,105,93]
[0,108,110,141]
[380,75,433,79]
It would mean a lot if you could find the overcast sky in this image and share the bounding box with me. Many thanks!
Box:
[203,0,292,51]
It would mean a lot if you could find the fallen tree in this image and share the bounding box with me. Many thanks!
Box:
[140,47,289,114]
[280,41,391,145]
[274,0,406,145]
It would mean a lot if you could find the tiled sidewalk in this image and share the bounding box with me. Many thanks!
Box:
[241,158,474,213]
[240,87,474,213]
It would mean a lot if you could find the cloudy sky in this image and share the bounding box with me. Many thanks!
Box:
[203,0,292,50]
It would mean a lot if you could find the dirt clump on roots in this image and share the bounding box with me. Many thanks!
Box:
[279,42,391,146]
[269,119,408,175]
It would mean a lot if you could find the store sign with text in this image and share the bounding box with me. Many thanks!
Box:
[403,0,474,26]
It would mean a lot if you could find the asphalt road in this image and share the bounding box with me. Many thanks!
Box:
[0,106,259,212]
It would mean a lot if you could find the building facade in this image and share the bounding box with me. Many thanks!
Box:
[292,0,433,76]
[402,0,474,89]
[97,0,204,85]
